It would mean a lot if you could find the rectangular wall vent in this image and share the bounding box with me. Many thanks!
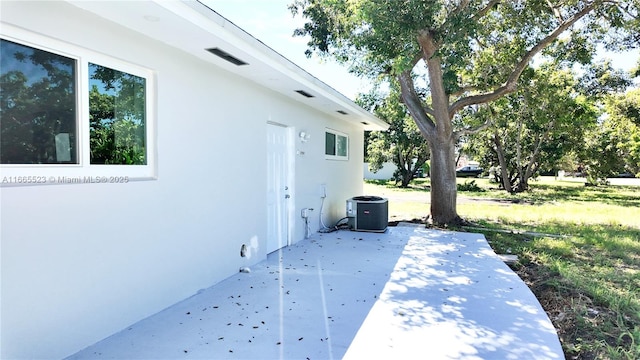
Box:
[295,90,314,98]
[206,48,248,66]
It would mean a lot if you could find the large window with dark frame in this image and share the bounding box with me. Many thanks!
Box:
[0,39,78,164]
[0,30,154,183]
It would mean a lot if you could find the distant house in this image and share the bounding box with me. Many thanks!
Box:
[364,160,427,181]
[363,162,397,180]
[0,1,387,358]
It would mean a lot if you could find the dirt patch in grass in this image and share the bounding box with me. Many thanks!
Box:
[511,260,636,360]
[515,261,589,359]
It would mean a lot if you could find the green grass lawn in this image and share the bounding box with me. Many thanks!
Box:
[365,177,640,359]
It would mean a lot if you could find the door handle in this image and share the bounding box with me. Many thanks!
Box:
[285,194,290,199]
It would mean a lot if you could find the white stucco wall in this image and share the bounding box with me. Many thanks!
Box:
[0,2,365,359]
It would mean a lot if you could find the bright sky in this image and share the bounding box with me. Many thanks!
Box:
[202,0,639,99]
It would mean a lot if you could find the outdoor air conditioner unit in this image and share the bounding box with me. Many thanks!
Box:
[346,196,388,232]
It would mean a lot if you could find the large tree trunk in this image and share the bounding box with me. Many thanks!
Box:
[397,31,460,225]
[400,170,413,188]
[428,134,459,224]
[421,33,459,225]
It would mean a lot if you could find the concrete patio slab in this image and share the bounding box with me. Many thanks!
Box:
[67,226,563,360]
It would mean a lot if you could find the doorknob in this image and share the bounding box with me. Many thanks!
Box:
[285,194,291,199]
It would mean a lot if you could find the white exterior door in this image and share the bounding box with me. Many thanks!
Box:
[266,124,290,253]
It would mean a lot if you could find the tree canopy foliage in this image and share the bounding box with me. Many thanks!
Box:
[463,61,631,192]
[290,0,639,224]
[581,88,640,183]
[359,87,430,187]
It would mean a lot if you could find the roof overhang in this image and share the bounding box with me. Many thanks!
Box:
[67,0,389,131]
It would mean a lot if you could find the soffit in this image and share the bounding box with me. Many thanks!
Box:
[67,0,388,131]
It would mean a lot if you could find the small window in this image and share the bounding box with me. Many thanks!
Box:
[0,39,78,164]
[89,63,146,165]
[325,129,348,160]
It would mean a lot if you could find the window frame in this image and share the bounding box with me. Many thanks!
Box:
[1,25,156,186]
[324,128,349,161]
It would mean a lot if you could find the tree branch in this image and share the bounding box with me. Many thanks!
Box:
[525,119,555,179]
[398,70,436,136]
[450,84,483,96]
[546,0,565,22]
[452,0,471,17]
[449,1,599,116]
[409,52,423,69]
[493,128,512,191]
[474,0,501,20]
[615,0,639,20]
[454,120,492,139]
